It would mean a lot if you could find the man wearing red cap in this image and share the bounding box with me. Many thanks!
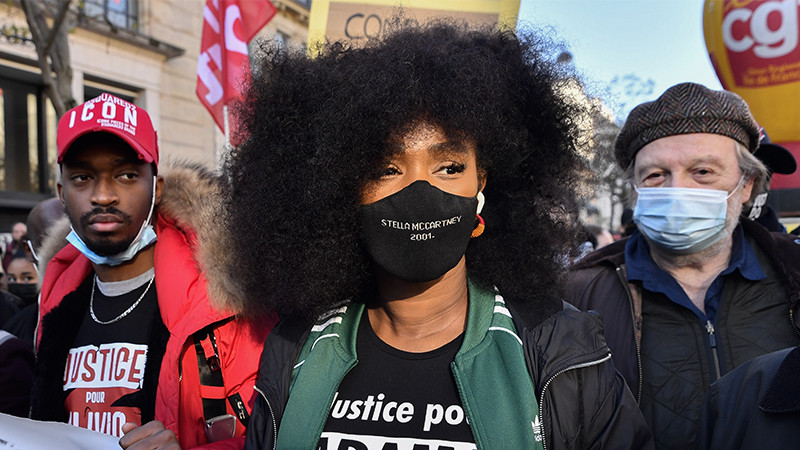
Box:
[29,93,276,449]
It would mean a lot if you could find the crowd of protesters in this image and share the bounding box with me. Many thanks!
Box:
[1,16,800,450]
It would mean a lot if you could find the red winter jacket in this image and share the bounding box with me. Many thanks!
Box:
[35,165,277,449]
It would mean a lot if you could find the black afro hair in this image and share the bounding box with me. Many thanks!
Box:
[223,19,587,320]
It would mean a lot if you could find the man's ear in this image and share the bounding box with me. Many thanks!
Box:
[741,177,755,205]
[57,181,65,207]
[154,175,165,206]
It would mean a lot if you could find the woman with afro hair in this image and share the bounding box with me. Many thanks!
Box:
[224,19,652,450]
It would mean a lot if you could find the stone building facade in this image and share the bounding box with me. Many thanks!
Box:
[0,0,309,230]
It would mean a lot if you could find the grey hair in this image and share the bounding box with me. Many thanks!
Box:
[737,141,770,213]
[735,142,770,194]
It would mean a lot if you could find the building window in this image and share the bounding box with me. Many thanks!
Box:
[80,0,139,31]
[0,71,141,229]
[83,85,135,104]
[0,78,57,196]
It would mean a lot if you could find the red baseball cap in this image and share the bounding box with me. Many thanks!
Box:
[57,93,159,167]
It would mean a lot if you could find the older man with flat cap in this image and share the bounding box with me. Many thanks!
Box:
[565,82,800,449]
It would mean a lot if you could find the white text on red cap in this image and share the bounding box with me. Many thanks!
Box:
[67,94,138,135]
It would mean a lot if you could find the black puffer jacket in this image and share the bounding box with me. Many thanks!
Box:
[244,298,654,449]
[565,219,800,449]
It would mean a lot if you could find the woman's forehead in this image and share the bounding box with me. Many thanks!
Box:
[387,122,476,155]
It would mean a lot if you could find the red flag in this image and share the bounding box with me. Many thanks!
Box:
[196,0,276,132]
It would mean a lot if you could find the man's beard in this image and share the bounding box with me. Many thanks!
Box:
[71,207,136,256]
[85,235,136,256]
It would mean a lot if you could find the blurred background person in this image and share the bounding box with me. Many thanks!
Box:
[4,255,38,308]
[24,197,65,265]
[2,222,27,272]
[0,270,22,328]
[3,254,41,344]
[0,329,34,417]
[744,128,797,232]
[591,225,615,249]
[575,224,615,262]
[3,197,65,345]
[619,207,637,238]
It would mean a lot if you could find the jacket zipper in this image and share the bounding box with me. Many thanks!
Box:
[615,266,643,403]
[538,353,612,450]
[254,385,278,450]
[704,320,722,380]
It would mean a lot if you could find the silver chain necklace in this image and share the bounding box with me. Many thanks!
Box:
[90,275,155,325]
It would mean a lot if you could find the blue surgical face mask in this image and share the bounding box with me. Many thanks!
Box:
[66,176,158,266]
[633,179,742,254]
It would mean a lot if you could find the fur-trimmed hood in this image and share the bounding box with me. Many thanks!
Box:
[38,162,243,313]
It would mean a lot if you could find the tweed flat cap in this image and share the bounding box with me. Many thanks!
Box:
[614,82,760,170]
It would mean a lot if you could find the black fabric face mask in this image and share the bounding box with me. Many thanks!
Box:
[7,282,39,306]
[359,180,479,282]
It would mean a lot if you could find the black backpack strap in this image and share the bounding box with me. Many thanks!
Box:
[227,392,250,427]
[193,317,249,427]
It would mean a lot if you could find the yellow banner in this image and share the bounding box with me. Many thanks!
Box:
[308,0,521,50]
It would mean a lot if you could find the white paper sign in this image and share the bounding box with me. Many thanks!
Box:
[0,413,119,449]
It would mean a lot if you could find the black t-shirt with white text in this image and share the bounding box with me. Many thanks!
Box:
[63,275,159,438]
[319,312,476,450]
